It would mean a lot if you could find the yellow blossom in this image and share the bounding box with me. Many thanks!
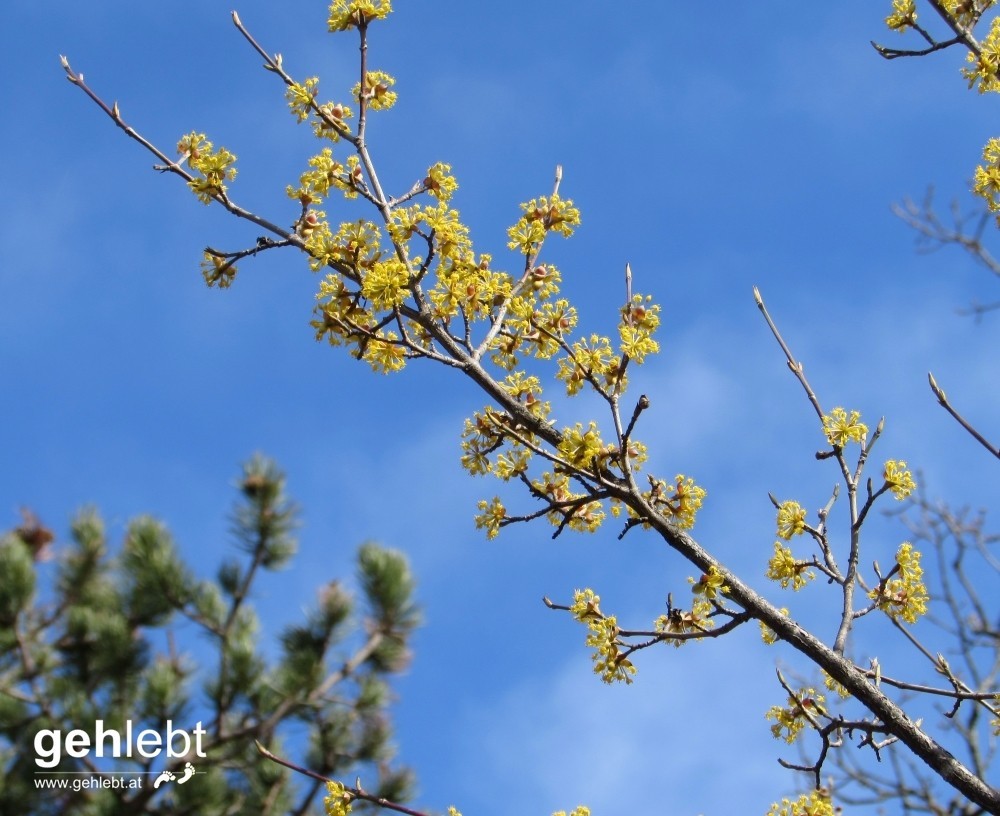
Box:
[177,132,237,204]
[618,294,661,363]
[474,497,505,539]
[506,193,581,254]
[200,251,237,288]
[361,259,410,310]
[645,475,707,530]
[963,16,1000,93]
[690,565,730,600]
[425,162,459,202]
[766,543,815,590]
[361,330,406,373]
[313,101,354,141]
[558,422,604,469]
[822,406,868,447]
[974,137,1000,216]
[353,70,397,110]
[776,500,807,540]
[885,0,917,32]
[553,808,591,816]
[654,599,715,646]
[883,459,916,500]
[556,335,620,396]
[869,542,929,623]
[766,688,826,744]
[323,781,353,816]
[766,790,835,816]
[286,77,320,123]
[570,588,603,622]
[586,615,635,684]
[328,0,392,32]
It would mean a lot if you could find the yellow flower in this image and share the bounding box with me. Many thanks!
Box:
[353,70,397,110]
[558,422,604,469]
[885,0,917,32]
[177,132,237,204]
[553,808,591,816]
[654,598,715,646]
[963,17,1000,93]
[286,77,320,123]
[328,0,392,32]
[570,588,603,622]
[767,790,835,816]
[618,294,661,363]
[474,497,505,539]
[821,407,868,447]
[586,615,635,684]
[766,543,815,590]
[361,330,407,373]
[323,781,353,816]
[361,259,410,311]
[646,475,707,530]
[425,162,459,202]
[690,565,730,600]
[869,542,929,623]
[766,688,826,744]
[776,500,807,540]
[200,251,237,289]
[506,193,581,254]
[974,137,1000,216]
[883,459,916,500]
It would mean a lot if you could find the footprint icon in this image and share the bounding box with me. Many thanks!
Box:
[176,762,196,785]
[152,770,175,790]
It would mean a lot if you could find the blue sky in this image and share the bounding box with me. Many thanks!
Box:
[3,2,999,814]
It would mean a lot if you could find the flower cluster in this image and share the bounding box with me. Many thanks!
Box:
[424,162,458,202]
[287,148,359,204]
[690,565,729,600]
[766,542,815,590]
[644,475,707,530]
[353,70,397,110]
[570,589,636,684]
[654,598,715,645]
[883,459,916,499]
[618,295,661,363]
[963,16,1000,93]
[323,781,353,816]
[885,0,917,31]
[869,542,929,623]
[974,137,1000,217]
[766,790,835,816]
[177,132,237,204]
[776,500,807,540]
[286,77,320,123]
[766,688,826,744]
[200,251,237,289]
[507,194,581,255]
[328,0,392,32]
[474,496,506,540]
[555,334,622,396]
[821,407,868,448]
[553,808,590,816]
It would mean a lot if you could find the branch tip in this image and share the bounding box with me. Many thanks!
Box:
[231,10,241,26]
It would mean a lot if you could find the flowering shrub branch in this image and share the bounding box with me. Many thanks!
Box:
[62,2,999,814]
